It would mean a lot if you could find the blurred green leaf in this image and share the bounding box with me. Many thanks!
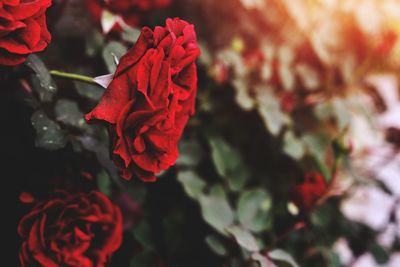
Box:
[283,131,305,160]
[163,209,185,256]
[232,78,255,110]
[252,252,276,267]
[199,194,234,234]
[210,184,227,198]
[226,225,260,252]
[25,54,57,102]
[55,99,86,128]
[314,101,333,121]
[176,139,203,167]
[332,98,350,131]
[132,220,155,250]
[255,87,290,136]
[302,133,330,163]
[268,249,300,267]
[329,252,342,267]
[369,243,390,264]
[130,251,158,267]
[122,181,147,205]
[209,136,239,176]
[31,110,67,151]
[74,80,104,102]
[209,136,248,191]
[122,26,141,43]
[237,189,272,233]
[205,234,228,256]
[85,29,104,57]
[97,169,111,196]
[102,41,127,73]
[177,170,206,199]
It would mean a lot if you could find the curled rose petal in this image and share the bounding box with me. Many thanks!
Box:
[0,0,52,66]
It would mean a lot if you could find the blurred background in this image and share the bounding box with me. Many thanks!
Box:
[3,0,400,266]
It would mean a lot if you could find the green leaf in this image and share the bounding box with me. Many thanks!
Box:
[302,133,330,163]
[209,136,239,177]
[210,184,227,198]
[122,180,147,205]
[226,225,260,252]
[31,110,67,151]
[97,169,111,196]
[25,54,57,102]
[177,170,206,199]
[122,26,141,43]
[369,243,390,264]
[232,78,255,110]
[255,87,290,136]
[85,29,104,57]
[132,220,155,250]
[102,41,127,73]
[130,251,158,267]
[252,252,276,267]
[314,101,333,120]
[74,80,104,102]
[176,139,203,167]
[205,234,228,256]
[163,210,186,256]
[237,189,272,232]
[329,252,342,267]
[268,249,300,267]
[199,194,234,234]
[209,137,248,191]
[332,97,350,130]
[283,131,305,160]
[55,99,86,128]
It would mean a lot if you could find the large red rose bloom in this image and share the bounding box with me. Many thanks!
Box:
[0,0,52,66]
[18,191,123,267]
[86,18,200,182]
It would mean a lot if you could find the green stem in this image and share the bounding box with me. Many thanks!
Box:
[50,70,97,85]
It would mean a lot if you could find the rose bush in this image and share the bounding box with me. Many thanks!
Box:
[18,191,122,267]
[0,0,51,66]
[86,18,200,182]
[85,0,171,33]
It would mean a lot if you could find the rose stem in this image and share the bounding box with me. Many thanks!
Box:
[49,70,98,86]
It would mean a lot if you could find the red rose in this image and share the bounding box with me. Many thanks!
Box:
[0,0,52,66]
[85,0,171,33]
[290,172,327,213]
[18,191,123,267]
[86,18,200,182]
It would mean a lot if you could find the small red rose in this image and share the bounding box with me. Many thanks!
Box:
[86,18,200,182]
[85,0,171,33]
[290,172,327,213]
[18,191,123,267]
[0,0,52,66]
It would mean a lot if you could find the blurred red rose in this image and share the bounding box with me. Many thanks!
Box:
[84,0,171,33]
[280,92,296,113]
[290,172,327,213]
[18,191,123,267]
[376,31,397,56]
[86,18,200,182]
[0,0,52,66]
